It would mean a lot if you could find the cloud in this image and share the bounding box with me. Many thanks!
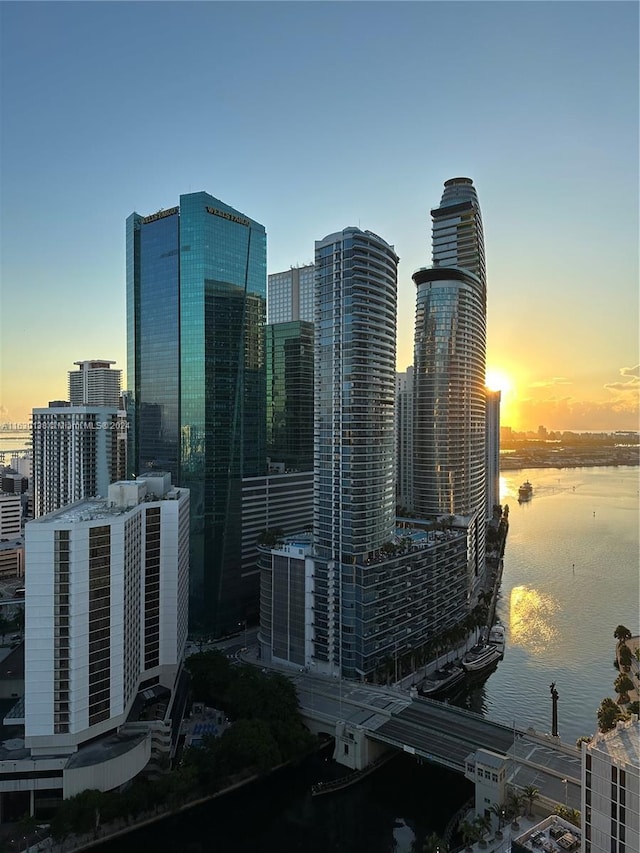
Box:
[620,365,640,378]
[511,394,639,432]
[605,365,640,393]
[529,377,572,389]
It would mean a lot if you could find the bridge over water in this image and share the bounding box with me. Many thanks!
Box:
[289,670,582,810]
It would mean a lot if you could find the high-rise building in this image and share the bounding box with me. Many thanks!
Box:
[314,229,398,562]
[266,321,314,471]
[68,360,122,407]
[581,716,639,853]
[485,389,501,519]
[268,264,315,323]
[32,406,120,518]
[261,228,472,679]
[412,178,488,590]
[126,192,267,635]
[396,366,414,512]
[431,176,486,296]
[0,492,21,538]
[6,473,190,800]
[312,227,399,676]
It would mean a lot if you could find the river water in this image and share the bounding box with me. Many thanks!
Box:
[98,466,638,853]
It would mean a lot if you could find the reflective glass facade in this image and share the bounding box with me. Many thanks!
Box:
[412,267,486,517]
[127,192,266,635]
[412,177,488,588]
[266,321,314,471]
[312,228,399,677]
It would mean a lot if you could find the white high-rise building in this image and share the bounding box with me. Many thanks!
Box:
[24,473,189,760]
[312,227,399,677]
[0,492,21,539]
[267,264,315,323]
[32,406,121,518]
[68,360,122,407]
[581,716,639,853]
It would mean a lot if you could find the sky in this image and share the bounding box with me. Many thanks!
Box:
[0,0,638,433]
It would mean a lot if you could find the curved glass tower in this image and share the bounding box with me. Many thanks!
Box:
[412,177,487,586]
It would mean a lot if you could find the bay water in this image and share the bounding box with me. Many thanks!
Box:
[99,466,638,852]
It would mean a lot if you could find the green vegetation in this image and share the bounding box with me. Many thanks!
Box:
[423,831,448,853]
[50,652,316,842]
[556,806,581,828]
[575,736,592,748]
[522,785,540,817]
[618,643,633,671]
[614,673,634,704]
[597,697,627,733]
[614,625,633,643]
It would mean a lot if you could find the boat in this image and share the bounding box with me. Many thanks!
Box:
[461,643,502,673]
[518,480,533,502]
[418,662,465,697]
[488,623,505,657]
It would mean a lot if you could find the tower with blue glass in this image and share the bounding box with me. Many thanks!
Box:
[126,192,267,635]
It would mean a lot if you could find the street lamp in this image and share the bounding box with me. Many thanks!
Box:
[562,778,568,807]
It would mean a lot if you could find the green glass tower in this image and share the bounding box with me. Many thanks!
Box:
[126,192,267,635]
[265,321,314,471]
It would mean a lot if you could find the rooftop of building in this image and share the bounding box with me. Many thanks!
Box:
[31,474,186,525]
[586,714,640,767]
[513,814,581,853]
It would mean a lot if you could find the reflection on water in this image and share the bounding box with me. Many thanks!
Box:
[509,585,560,653]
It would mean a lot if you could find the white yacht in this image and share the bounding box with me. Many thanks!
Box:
[461,643,502,673]
[488,623,506,657]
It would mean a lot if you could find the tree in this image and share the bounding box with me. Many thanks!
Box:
[490,802,507,831]
[614,673,634,703]
[475,813,492,841]
[614,625,633,643]
[618,643,633,671]
[423,832,448,853]
[556,806,581,828]
[457,819,479,851]
[506,790,525,824]
[522,785,540,817]
[597,697,626,733]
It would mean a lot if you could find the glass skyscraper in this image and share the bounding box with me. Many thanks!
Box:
[412,177,487,587]
[265,321,314,471]
[126,192,267,635]
[312,228,399,676]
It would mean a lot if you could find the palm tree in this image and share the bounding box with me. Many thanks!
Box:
[522,785,540,817]
[507,790,525,826]
[490,802,506,833]
[475,813,492,845]
[458,818,479,851]
[423,832,448,853]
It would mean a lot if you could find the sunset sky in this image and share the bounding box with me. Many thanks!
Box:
[1,1,638,433]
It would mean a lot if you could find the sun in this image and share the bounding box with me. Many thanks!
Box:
[485,369,513,394]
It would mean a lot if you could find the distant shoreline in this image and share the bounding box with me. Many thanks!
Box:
[500,459,638,471]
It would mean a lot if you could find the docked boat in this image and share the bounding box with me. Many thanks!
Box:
[488,623,505,657]
[418,662,465,697]
[461,643,502,673]
[518,480,533,502]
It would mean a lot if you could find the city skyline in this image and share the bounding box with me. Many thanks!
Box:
[1,1,638,432]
